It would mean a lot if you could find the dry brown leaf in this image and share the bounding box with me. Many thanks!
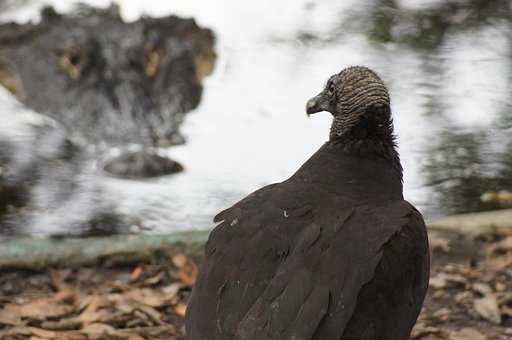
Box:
[81,322,117,335]
[172,254,188,268]
[3,326,33,336]
[474,294,501,324]
[488,236,512,255]
[448,327,486,340]
[138,305,164,325]
[144,271,165,285]
[17,298,75,321]
[429,233,451,253]
[41,317,81,331]
[162,282,183,298]
[485,253,512,272]
[61,333,87,340]
[131,265,145,282]
[125,288,167,307]
[495,281,506,292]
[109,293,138,314]
[432,307,451,321]
[454,291,471,304]
[472,282,493,296]
[432,290,446,300]
[29,327,58,338]
[172,254,198,286]
[48,269,73,293]
[79,295,109,325]
[0,306,23,325]
[174,303,187,317]
[128,335,145,340]
[54,290,76,303]
[501,304,512,317]
[410,322,443,339]
[1,300,75,324]
[429,272,466,289]
[497,292,512,306]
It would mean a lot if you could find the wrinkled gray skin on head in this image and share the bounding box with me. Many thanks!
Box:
[306,66,390,140]
[0,4,216,148]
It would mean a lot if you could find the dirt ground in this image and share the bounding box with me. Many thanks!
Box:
[0,229,511,340]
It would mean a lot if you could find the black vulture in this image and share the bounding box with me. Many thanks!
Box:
[186,66,430,340]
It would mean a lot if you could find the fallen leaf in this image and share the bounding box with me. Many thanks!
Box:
[497,292,512,306]
[79,295,109,325]
[40,317,81,331]
[485,253,512,272]
[454,291,471,304]
[488,236,512,255]
[474,294,501,324]
[131,265,145,282]
[0,307,22,325]
[29,327,58,339]
[128,335,145,340]
[472,282,493,296]
[54,289,75,303]
[162,282,183,298]
[174,303,187,317]
[448,327,486,340]
[144,271,165,285]
[138,305,164,325]
[429,272,466,289]
[172,254,198,286]
[48,269,73,294]
[432,307,451,321]
[495,281,506,292]
[125,288,167,307]
[501,304,512,317]
[429,233,451,253]
[81,322,117,335]
[109,293,138,314]
[410,322,443,339]
[432,290,446,300]
[172,254,188,268]
[18,298,74,320]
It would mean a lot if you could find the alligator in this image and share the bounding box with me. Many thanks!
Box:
[0,4,216,176]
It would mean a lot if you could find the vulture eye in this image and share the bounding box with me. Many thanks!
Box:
[327,82,335,95]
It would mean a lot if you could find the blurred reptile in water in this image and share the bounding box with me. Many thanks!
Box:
[0,4,216,149]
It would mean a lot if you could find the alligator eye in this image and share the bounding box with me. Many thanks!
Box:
[0,63,20,96]
[59,48,82,80]
[144,42,161,77]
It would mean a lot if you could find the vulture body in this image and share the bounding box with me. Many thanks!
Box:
[186,66,429,340]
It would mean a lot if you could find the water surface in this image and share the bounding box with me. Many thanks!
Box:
[2,0,511,234]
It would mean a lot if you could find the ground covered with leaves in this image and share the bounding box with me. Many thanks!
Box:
[0,253,198,339]
[0,229,512,339]
[413,230,512,340]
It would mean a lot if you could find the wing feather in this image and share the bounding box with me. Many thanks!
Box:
[186,181,416,340]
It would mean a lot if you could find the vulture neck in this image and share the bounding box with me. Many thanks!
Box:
[314,108,403,199]
[329,106,395,145]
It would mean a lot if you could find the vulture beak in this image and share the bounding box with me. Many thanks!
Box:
[306,91,331,116]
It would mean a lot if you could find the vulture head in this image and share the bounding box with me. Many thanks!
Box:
[306,66,392,140]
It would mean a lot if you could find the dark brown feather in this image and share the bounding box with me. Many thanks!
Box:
[185,139,429,340]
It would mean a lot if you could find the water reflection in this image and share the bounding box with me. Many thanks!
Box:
[367,0,510,49]
[359,0,512,214]
[1,0,512,235]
